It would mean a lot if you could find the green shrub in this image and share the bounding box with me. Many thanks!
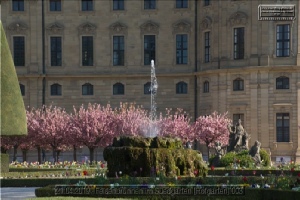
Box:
[219,151,253,168]
[1,153,9,173]
[35,185,55,197]
[218,149,271,168]
[260,148,271,167]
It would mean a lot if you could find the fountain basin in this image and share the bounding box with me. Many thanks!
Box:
[103,136,208,177]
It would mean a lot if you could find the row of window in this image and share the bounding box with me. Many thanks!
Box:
[203,76,290,93]
[19,76,290,98]
[19,81,188,96]
[232,113,290,143]
[21,83,293,142]
[12,0,211,12]
[12,24,290,67]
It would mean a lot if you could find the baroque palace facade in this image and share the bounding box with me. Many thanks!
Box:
[1,0,300,163]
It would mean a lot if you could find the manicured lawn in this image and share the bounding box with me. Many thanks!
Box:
[27,198,131,200]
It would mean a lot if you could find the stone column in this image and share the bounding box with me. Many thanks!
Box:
[250,83,258,144]
[295,82,300,163]
[260,83,269,149]
[297,2,300,65]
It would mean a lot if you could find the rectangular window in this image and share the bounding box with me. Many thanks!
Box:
[276,113,290,142]
[82,0,93,11]
[50,0,61,11]
[204,32,210,63]
[203,81,209,93]
[234,27,244,60]
[113,36,124,66]
[233,79,244,91]
[82,36,93,66]
[233,114,244,126]
[276,24,290,57]
[176,0,188,8]
[13,36,25,66]
[12,0,24,11]
[144,0,156,9]
[113,0,124,10]
[20,84,25,96]
[176,34,188,64]
[204,0,210,6]
[50,37,62,66]
[144,35,155,65]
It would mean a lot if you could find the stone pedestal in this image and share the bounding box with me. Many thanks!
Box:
[103,136,208,177]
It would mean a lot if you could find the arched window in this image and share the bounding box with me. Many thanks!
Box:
[19,83,25,96]
[233,78,244,91]
[176,81,187,94]
[276,76,289,89]
[203,81,209,93]
[50,83,62,96]
[113,82,124,95]
[82,83,93,95]
[144,82,151,95]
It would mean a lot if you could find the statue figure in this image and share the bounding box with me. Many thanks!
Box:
[249,140,262,165]
[234,119,245,148]
[215,141,225,159]
[227,119,250,152]
[211,141,226,167]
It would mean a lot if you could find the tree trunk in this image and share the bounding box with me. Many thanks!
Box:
[56,150,61,162]
[22,149,27,162]
[1,147,7,153]
[52,148,57,163]
[13,145,18,161]
[206,144,210,163]
[37,146,42,164]
[88,147,94,164]
[73,145,77,161]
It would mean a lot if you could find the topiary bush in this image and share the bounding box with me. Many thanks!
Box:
[219,150,254,168]
[259,148,271,167]
[1,153,9,173]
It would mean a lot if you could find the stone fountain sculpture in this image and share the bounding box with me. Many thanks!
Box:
[103,136,208,177]
[227,119,251,152]
[103,60,208,177]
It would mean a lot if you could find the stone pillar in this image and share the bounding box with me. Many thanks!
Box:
[295,82,300,163]
[260,83,269,149]
[250,83,258,144]
[297,2,300,65]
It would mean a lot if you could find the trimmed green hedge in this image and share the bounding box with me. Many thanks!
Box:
[207,169,300,176]
[213,149,271,168]
[0,178,96,187]
[35,186,300,200]
[9,168,71,172]
[1,175,297,188]
[1,153,9,173]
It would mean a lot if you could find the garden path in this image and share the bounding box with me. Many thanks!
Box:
[1,187,38,199]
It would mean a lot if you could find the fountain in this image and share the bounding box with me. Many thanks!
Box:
[103,60,208,177]
[149,60,158,137]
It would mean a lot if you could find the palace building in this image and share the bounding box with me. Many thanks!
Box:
[1,0,300,163]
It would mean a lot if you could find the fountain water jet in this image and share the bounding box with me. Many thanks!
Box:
[149,60,158,138]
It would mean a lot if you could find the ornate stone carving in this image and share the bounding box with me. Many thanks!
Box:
[140,21,159,35]
[7,22,28,34]
[46,22,64,34]
[109,22,127,35]
[249,141,262,166]
[172,20,191,34]
[228,11,248,26]
[78,22,97,35]
[200,17,212,30]
[227,119,251,152]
